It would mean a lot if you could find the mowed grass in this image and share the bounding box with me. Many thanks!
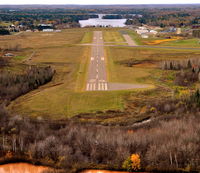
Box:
[6,28,131,119]
[80,31,93,44]
[9,89,127,119]
[105,46,200,85]
[103,31,127,45]
[8,28,199,119]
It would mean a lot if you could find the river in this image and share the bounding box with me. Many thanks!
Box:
[0,163,51,173]
[0,163,147,173]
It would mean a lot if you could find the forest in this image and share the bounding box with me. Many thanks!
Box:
[1,5,200,29]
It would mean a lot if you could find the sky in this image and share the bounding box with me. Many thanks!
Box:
[0,0,200,5]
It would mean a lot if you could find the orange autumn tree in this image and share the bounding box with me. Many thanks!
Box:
[122,154,141,171]
[131,154,141,171]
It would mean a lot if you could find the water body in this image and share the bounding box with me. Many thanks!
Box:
[81,170,148,173]
[0,163,51,173]
[79,14,127,27]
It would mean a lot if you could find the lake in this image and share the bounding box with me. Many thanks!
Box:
[79,14,127,27]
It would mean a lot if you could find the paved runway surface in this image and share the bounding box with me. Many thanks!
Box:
[86,31,152,91]
[86,31,108,91]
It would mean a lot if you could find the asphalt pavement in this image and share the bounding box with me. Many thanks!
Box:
[86,31,108,91]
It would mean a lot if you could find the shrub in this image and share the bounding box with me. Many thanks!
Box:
[122,154,141,171]
[190,89,200,106]
[0,56,9,66]
[0,29,10,35]
[122,156,132,171]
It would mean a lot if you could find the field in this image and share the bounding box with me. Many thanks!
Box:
[1,28,199,119]
[105,46,200,86]
[3,28,131,119]
[127,30,200,48]
[161,38,200,47]
[80,31,93,44]
[103,30,127,45]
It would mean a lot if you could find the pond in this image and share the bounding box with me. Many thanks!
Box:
[79,14,127,27]
[0,163,51,173]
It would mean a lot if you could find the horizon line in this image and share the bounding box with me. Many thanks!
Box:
[0,3,200,5]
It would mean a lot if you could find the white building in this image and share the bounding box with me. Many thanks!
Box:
[136,29,149,35]
[149,30,158,35]
[42,29,54,32]
[141,34,149,38]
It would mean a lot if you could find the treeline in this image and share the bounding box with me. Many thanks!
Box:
[193,30,200,38]
[0,65,55,102]
[0,28,10,35]
[161,58,200,86]
[1,7,200,27]
[102,15,123,19]
[161,58,200,71]
[0,10,98,26]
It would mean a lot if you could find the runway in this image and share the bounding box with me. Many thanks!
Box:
[85,31,154,91]
[86,31,108,91]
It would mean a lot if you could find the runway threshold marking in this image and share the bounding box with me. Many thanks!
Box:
[87,82,108,91]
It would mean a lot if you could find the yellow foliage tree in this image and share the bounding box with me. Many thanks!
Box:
[131,154,141,171]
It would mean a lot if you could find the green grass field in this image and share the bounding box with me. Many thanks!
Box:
[5,28,200,119]
[103,30,127,45]
[105,46,200,85]
[80,31,93,44]
[161,38,200,47]
[6,28,131,119]
[9,89,128,119]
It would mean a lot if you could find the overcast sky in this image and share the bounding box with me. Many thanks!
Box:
[0,0,200,5]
